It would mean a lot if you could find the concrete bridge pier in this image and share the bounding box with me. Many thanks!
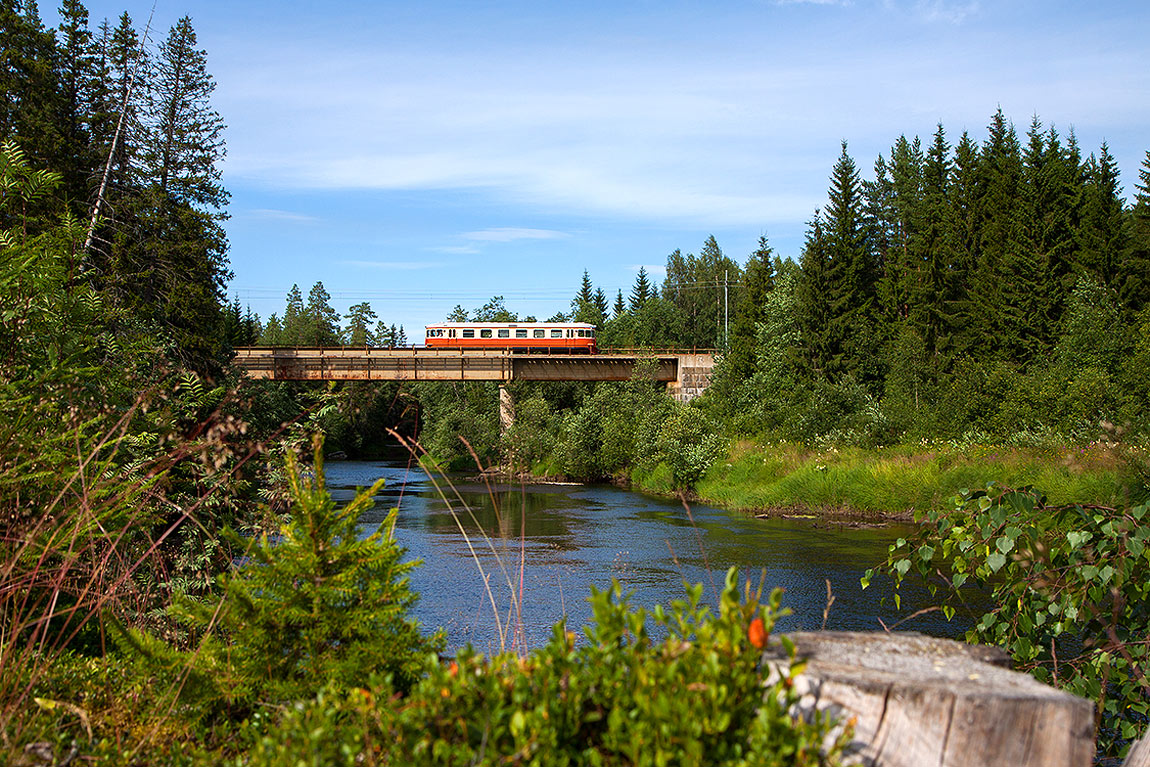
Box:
[667,353,715,403]
[498,385,515,432]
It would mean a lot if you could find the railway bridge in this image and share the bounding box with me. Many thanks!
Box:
[232,347,715,408]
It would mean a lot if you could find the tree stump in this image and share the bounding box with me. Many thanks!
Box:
[762,631,1096,767]
[1125,737,1150,767]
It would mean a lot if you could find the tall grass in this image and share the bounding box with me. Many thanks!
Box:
[695,439,1140,517]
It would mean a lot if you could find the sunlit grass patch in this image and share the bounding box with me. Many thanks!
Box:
[696,439,1137,518]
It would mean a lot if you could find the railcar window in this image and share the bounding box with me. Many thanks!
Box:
[481,329,493,338]
[550,329,562,338]
[515,329,528,338]
[498,329,510,338]
[534,329,545,338]
[462,329,474,338]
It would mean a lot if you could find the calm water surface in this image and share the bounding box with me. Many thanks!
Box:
[326,459,978,653]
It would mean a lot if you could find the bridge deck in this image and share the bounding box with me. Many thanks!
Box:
[231,347,703,383]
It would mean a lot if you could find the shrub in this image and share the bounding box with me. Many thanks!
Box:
[118,437,443,713]
[865,486,1150,759]
[241,568,849,766]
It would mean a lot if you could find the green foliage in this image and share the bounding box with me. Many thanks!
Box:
[865,486,1150,757]
[502,393,561,471]
[143,437,443,706]
[241,568,848,767]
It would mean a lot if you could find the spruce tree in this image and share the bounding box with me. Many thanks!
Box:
[53,0,99,212]
[143,16,227,210]
[0,0,59,174]
[971,108,1023,360]
[944,130,981,360]
[1077,142,1127,289]
[797,211,837,377]
[281,284,305,344]
[723,235,776,385]
[630,266,652,310]
[824,141,880,384]
[907,124,953,359]
[613,289,626,318]
[1120,150,1150,313]
[593,287,609,324]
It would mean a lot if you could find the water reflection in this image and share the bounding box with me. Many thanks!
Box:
[328,460,983,653]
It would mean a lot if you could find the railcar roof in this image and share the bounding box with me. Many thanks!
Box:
[424,322,595,328]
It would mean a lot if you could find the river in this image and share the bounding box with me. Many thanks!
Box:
[326,459,979,654]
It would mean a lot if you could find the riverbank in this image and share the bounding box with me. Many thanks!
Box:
[463,438,1145,523]
[691,439,1145,519]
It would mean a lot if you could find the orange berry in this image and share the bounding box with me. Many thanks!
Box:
[449,661,459,677]
[747,617,768,650]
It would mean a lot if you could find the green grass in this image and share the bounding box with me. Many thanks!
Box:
[695,440,1140,517]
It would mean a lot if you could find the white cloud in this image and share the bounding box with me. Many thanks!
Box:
[913,0,979,24]
[772,0,850,5]
[247,208,320,223]
[342,260,446,270]
[214,4,1150,230]
[427,245,481,255]
[463,228,571,243]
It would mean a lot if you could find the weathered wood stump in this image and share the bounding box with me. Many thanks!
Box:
[762,631,1096,767]
[1125,737,1150,767]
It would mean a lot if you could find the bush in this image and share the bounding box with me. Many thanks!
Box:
[116,437,443,714]
[240,568,849,766]
[866,486,1150,759]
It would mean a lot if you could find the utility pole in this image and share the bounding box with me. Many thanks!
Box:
[724,269,729,350]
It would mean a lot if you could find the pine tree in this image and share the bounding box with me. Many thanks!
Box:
[660,238,741,348]
[571,270,604,325]
[53,0,99,212]
[94,15,230,367]
[142,16,227,210]
[305,281,340,345]
[281,284,305,344]
[613,289,626,318]
[1120,150,1150,313]
[907,124,953,359]
[724,235,776,384]
[797,211,837,377]
[629,267,652,311]
[343,301,378,346]
[1077,142,1127,289]
[0,0,59,174]
[944,130,981,360]
[593,287,609,323]
[259,313,282,345]
[970,108,1023,361]
[1006,118,1079,361]
[824,141,879,384]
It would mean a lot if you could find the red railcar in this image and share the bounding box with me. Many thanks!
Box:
[424,322,597,353]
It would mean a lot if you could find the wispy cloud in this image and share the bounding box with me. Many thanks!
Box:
[463,228,570,243]
[773,0,851,5]
[427,245,481,255]
[247,208,320,223]
[913,0,979,24]
[342,260,445,270]
[216,2,1149,231]
[629,264,668,279]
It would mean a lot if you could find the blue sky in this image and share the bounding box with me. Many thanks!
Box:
[60,1,1150,334]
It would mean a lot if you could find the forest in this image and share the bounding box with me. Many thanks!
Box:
[2,0,1150,762]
